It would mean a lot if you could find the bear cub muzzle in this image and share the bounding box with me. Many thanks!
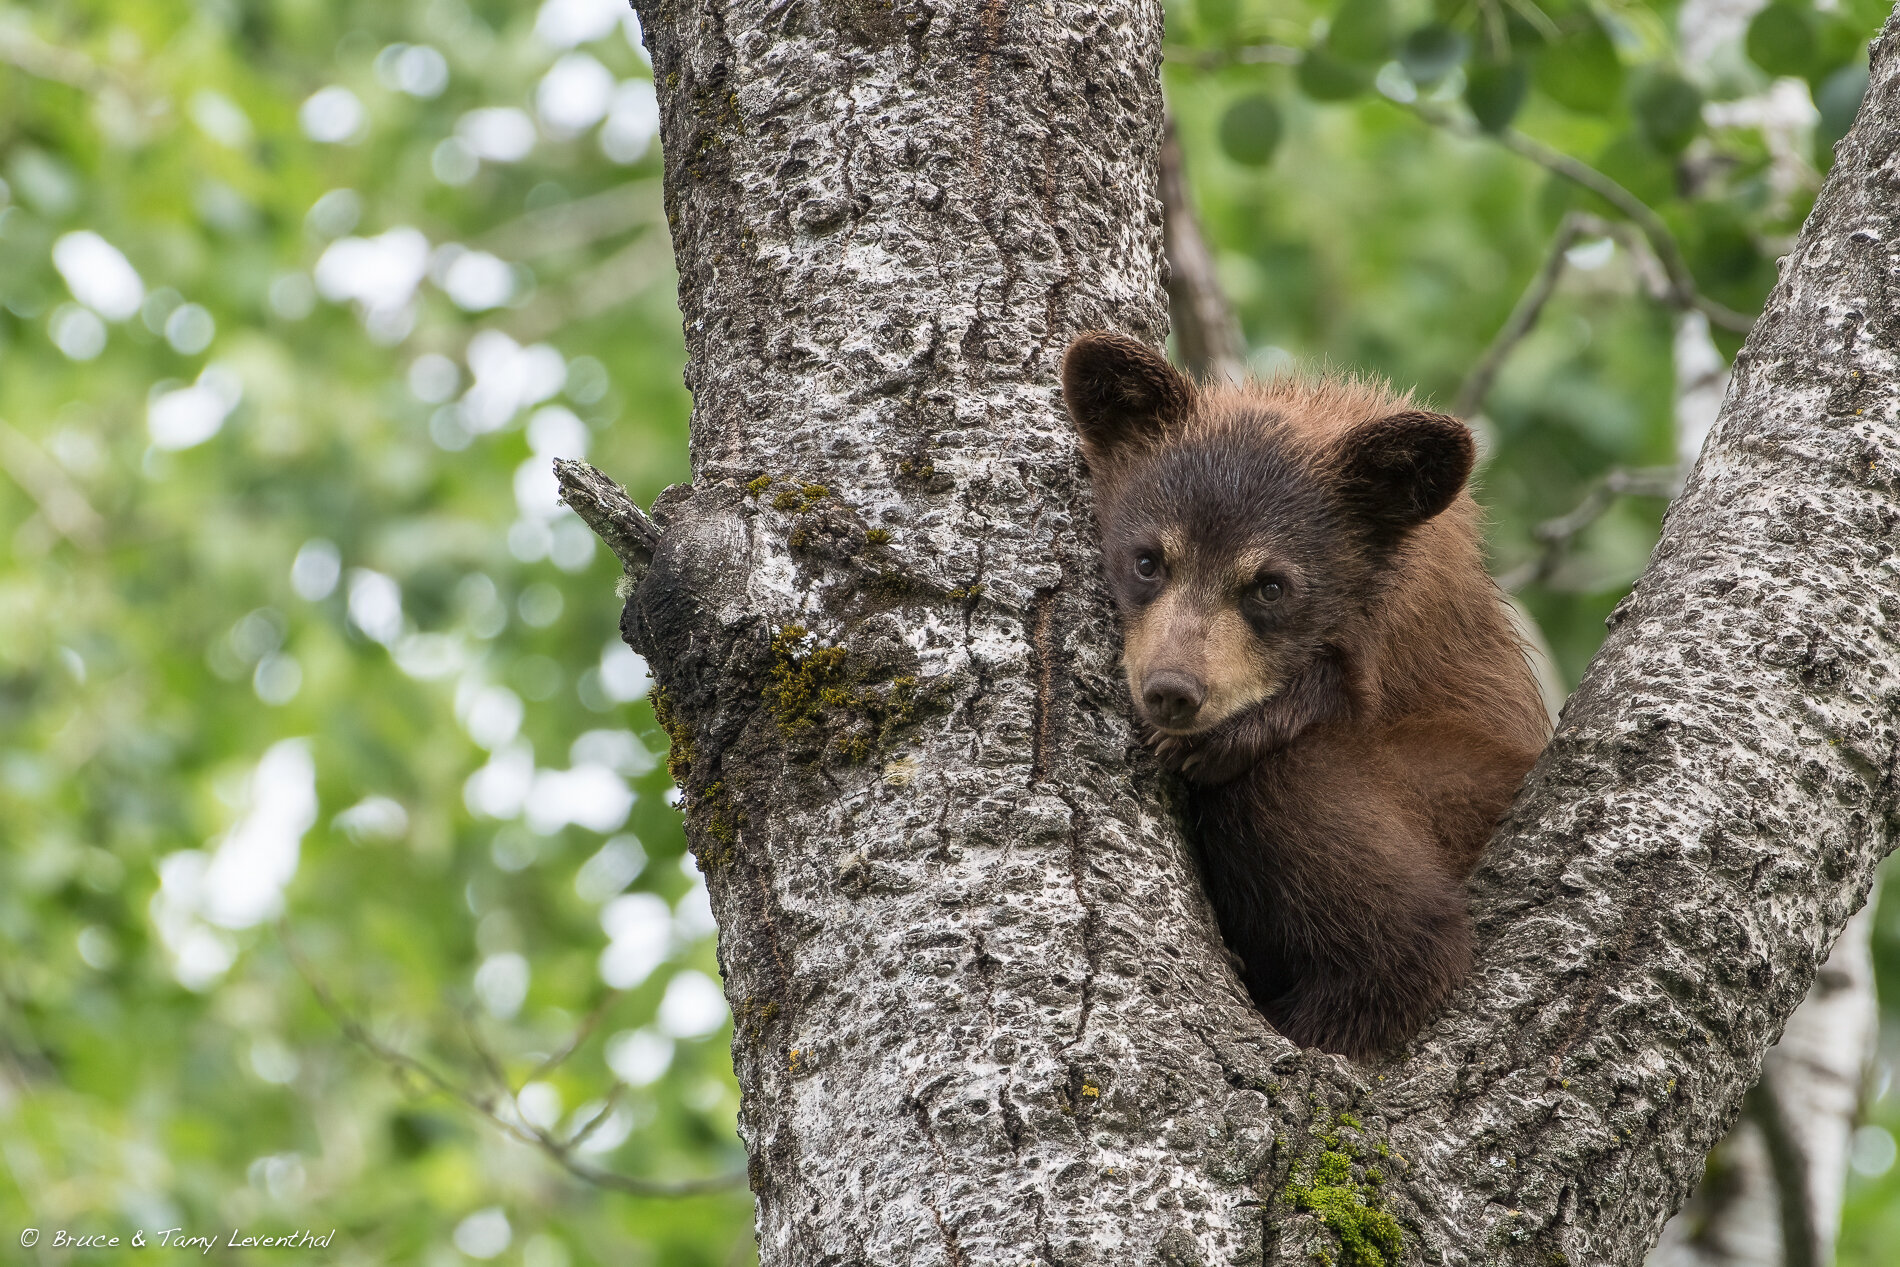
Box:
[1062,331,1550,1062]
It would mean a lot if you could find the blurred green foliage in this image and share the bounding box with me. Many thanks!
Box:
[0,0,1894,1262]
[0,1,748,1263]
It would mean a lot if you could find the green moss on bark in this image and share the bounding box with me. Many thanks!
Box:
[765,626,938,762]
[1283,1150,1404,1267]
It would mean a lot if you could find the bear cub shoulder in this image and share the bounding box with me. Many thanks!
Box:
[1062,331,1549,1062]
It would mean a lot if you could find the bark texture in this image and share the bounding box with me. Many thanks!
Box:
[1648,908,1877,1267]
[561,5,1900,1264]
[618,0,1291,1261]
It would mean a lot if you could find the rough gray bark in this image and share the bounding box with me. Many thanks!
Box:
[1649,294,1877,1267]
[1648,908,1878,1267]
[560,5,1900,1263]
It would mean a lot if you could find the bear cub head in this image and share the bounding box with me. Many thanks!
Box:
[1060,331,1475,760]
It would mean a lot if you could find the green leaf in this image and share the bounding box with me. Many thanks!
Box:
[1325,0,1393,66]
[1534,17,1623,115]
[1197,0,1240,39]
[1466,58,1530,132]
[1814,61,1870,153]
[1594,133,1675,210]
[1745,4,1819,78]
[1632,73,1703,155]
[1399,24,1469,87]
[1298,48,1375,101]
[1218,95,1285,167]
[1681,201,1776,332]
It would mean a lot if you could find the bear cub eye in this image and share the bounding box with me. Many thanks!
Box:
[1135,554,1159,579]
[1254,578,1284,603]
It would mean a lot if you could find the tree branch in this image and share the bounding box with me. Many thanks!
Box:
[0,22,110,91]
[478,182,665,259]
[281,926,743,1199]
[1159,115,1248,383]
[553,457,659,579]
[1493,464,1684,592]
[0,419,105,550]
[1407,104,1757,333]
[1454,211,1612,418]
[1493,127,1757,333]
[1745,1068,1822,1267]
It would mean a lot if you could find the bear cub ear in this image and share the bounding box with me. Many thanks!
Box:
[1334,411,1475,542]
[1061,332,1196,470]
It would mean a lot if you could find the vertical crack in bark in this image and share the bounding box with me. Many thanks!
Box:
[1057,790,1100,1052]
[906,1100,970,1267]
[967,0,1011,220]
[1030,588,1057,783]
[1028,578,1103,1052]
[969,929,1028,1160]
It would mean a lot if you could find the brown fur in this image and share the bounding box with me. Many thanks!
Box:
[1062,332,1549,1061]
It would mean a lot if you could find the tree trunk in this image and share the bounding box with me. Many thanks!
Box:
[560,5,1900,1262]
[1649,297,1879,1267]
[1648,908,1878,1267]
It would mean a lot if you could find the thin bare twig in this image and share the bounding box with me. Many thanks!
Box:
[1454,210,1678,417]
[531,987,627,1081]
[1497,129,1753,332]
[461,1004,513,1091]
[1404,105,1756,334]
[0,24,110,90]
[565,1084,629,1152]
[553,457,660,576]
[281,926,744,1198]
[1161,41,1304,72]
[478,182,663,259]
[1454,212,1610,418]
[1493,465,1684,592]
[1160,114,1248,383]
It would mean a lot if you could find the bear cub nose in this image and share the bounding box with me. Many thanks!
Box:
[1142,671,1206,729]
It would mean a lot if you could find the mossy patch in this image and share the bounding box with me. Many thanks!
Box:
[734,997,780,1052]
[654,688,745,870]
[894,456,956,494]
[1283,1150,1404,1267]
[765,625,852,733]
[1274,1109,1408,1267]
[651,686,697,785]
[765,625,939,762]
[693,779,747,870]
[771,483,829,514]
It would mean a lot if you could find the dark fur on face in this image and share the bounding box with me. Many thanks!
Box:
[1063,331,1547,1062]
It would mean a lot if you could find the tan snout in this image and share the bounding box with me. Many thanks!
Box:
[1140,669,1206,730]
[1123,588,1280,734]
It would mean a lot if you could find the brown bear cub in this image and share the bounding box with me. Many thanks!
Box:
[1061,331,1548,1062]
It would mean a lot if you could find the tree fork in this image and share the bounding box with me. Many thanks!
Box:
[558,4,1900,1263]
